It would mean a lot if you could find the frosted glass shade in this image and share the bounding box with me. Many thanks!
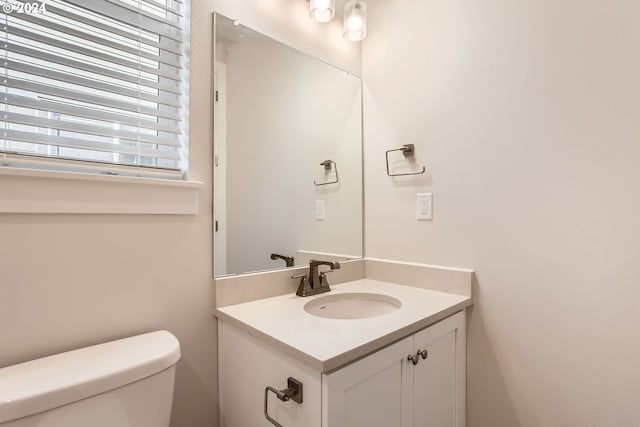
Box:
[343,0,367,41]
[310,0,335,22]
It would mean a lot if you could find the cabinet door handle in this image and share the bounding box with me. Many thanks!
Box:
[407,353,419,365]
[407,350,428,365]
[264,377,303,427]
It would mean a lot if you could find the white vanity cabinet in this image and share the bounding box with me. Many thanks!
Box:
[218,311,466,427]
[218,322,322,427]
[322,311,465,427]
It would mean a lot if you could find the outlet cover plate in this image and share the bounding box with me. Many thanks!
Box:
[416,193,432,220]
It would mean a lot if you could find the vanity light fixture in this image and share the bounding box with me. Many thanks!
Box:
[310,0,335,23]
[343,0,367,41]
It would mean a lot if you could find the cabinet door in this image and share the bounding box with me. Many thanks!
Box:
[219,321,322,427]
[412,312,466,427]
[322,336,413,427]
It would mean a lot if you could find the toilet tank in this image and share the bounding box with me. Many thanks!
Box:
[0,330,180,427]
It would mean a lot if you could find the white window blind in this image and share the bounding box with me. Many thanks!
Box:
[0,0,190,180]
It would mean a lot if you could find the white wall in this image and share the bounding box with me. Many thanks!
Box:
[0,2,217,426]
[363,0,640,425]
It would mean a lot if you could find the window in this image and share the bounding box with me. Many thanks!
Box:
[0,0,190,180]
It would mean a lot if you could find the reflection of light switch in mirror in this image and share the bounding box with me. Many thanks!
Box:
[315,200,326,220]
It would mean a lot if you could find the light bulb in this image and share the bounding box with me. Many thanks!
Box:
[347,15,363,32]
[343,0,367,41]
[310,0,335,23]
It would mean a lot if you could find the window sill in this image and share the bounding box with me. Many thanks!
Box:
[0,167,203,215]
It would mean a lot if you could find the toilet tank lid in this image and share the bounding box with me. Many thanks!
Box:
[0,330,180,423]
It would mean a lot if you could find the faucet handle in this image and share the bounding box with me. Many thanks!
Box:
[293,274,313,297]
[318,270,334,288]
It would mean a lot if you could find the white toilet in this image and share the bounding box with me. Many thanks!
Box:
[0,330,180,427]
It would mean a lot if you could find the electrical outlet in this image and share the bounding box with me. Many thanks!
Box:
[416,193,432,220]
[315,200,326,220]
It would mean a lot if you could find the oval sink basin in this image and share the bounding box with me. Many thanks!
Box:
[304,292,402,320]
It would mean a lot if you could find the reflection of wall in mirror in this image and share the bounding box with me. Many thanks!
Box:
[222,36,363,275]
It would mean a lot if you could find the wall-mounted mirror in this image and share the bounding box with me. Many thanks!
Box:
[213,13,363,277]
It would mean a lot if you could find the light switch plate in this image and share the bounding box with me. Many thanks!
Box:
[416,193,432,220]
[315,200,325,220]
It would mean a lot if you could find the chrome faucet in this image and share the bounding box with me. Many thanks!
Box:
[292,259,341,297]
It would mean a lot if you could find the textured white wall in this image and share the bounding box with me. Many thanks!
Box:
[363,0,640,425]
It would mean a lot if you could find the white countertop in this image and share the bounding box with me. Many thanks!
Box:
[215,279,472,372]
